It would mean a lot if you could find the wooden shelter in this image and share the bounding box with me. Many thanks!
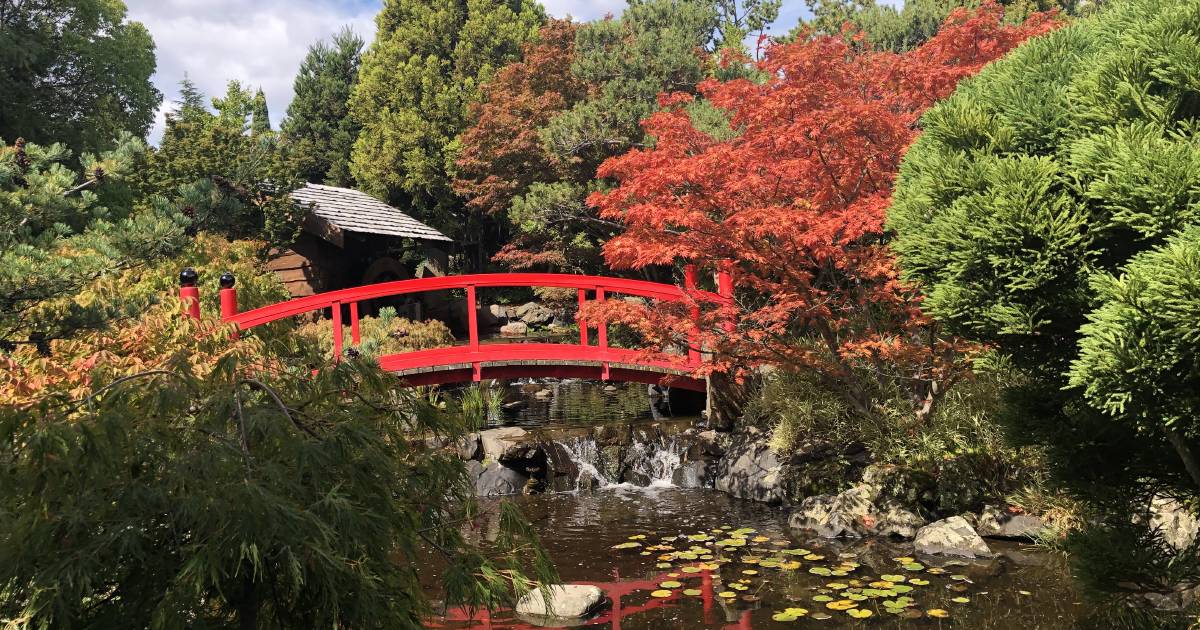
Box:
[267,183,452,303]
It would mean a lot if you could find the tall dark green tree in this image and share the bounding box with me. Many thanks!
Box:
[282,28,364,186]
[349,0,545,241]
[250,88,271,136]
[0,0,160,154]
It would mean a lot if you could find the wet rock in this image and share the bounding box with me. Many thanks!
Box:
[465,459,483,480]
[500,321,529,337]
[576,468,602,492]
[789,495,837,534]
[489,304,516,319]
[1150,496,1199,552]
[516,584,605,619]
[534,388,552,399]
[458,432,481,461]
[480,427,532,462]
[543,441,581,492]
[623,468,653,486]
[977,505,1046,540]
[603,385,619,392]
[672,459,714,488]
[914,516,993,558]
[516,302,555,327]
[475,463,529,497]
[598,445,624,481]
[715,440,786,504]
[870,501,926,538]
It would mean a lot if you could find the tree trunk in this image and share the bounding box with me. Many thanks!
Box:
[706,371,757,432]
[1165,427,1200,491]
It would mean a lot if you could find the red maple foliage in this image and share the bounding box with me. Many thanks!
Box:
[453,19,592,269]
[581,3,1060,420]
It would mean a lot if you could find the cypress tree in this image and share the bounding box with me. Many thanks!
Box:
[348,0,545,239]
[250,88,271,136]
[282,28,364,186]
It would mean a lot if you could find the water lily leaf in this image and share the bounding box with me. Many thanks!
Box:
[683,589,702,596]
[804,554,825,561]
[681,566,701,574]
[809,568,832,576]
[752,536,771,543]
[655,563,671,569]
[1019,590,1032,596]
[772,613,798,622]
[909,578,930,586]
[880,574,906,583]
[812,595,834,602]
[847,593,867,601]
[612,542,641,549]
[650,590,673,598]
[811,612,833,620]
[784,607,809,616]
[927,609,949,618]
[826,582,848,590]
[925,567,947,575]
[951,596,970,604]
[950,574,969,581]
[660,580,682,588]
[742,569,759,575]
[893,556,915,563]
[847,609,873,618]
[719,591,737,598]
[629,534,647,540]
[825,599,858,611]
[892,585,914,594]
[903,563,925,571]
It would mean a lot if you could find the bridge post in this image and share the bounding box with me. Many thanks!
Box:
[349,302,361,346]
[179,268,201,321]
[331,300,344,358]
[577,288,588,346]
[466,285,481,381]
[219,272,238,340]
[684,264,700,367]
[596,287,609,380]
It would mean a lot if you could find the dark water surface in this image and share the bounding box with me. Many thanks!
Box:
[426,487,1082,629]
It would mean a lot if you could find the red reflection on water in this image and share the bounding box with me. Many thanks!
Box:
[426,565,755,629]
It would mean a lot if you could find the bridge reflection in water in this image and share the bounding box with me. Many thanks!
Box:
[427,565,759,630]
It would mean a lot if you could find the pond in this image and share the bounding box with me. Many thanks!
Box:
[427,382,1083,629]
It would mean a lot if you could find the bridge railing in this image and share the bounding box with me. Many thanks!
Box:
[178,267,732,384]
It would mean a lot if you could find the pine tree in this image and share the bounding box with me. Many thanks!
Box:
[282,28,364,186]
[0,136,187,350]
[251,88,272,136]
[348,0,545,239]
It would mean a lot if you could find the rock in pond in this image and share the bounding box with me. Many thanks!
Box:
[475,463,529,497]
[515,585,606,619]
[500,321,529,337]
[715,440,786,504]
[976,505,1046,540]
[914,516,993,558]
[479,427,531,462]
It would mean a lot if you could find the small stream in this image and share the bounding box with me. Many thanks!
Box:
[427,381,1083,629]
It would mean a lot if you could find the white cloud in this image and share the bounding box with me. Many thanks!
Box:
[127,0,816,145]
[126,0,377,144]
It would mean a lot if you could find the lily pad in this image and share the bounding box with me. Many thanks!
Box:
[683,589,702,596]
[847,608,873,619]
[650,590,673,598]
[927,609,950,618]
[772,613,799,622]
[660,580,682,588]
[951,596,971,604]
[612,542,641,549]
[719,591,737,598]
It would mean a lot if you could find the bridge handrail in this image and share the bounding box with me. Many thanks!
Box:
[226,272,724,330]
[179,267,733,384]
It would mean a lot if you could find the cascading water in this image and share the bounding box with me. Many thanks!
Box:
[557,434,686,490]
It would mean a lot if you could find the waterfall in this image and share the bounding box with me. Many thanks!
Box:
[556,433,685,491]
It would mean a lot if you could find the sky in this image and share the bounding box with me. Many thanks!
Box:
[124,0,815,145]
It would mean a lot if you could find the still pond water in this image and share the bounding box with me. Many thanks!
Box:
[427,382,1083,629]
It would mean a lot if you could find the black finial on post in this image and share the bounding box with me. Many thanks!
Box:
[219,272,236,289]
[179,267,198,287]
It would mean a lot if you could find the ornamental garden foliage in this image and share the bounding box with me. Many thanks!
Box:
[889,0,1200,597]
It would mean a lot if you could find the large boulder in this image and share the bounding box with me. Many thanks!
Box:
[480,427,532,462]
[789,486,926,539]
[475,463,529,497]
[870,501,926,539]
[914,516,993,558]
[976,505,1047,541]
[516,585,606,619]
[1150,496,1199,551]
[457,433,481,461]
[715,440,787,504]
[515,302,555,327]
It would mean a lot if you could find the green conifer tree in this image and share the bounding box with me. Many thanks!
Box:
[348,0,545,238]
[250,88,272,136]
[282,28,364,186]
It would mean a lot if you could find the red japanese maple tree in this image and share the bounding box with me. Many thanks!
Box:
[582,3,1060,420]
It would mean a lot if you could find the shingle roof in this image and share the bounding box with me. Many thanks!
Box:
[291,183,452,242]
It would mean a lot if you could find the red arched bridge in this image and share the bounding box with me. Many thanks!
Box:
[179,268,732,392]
